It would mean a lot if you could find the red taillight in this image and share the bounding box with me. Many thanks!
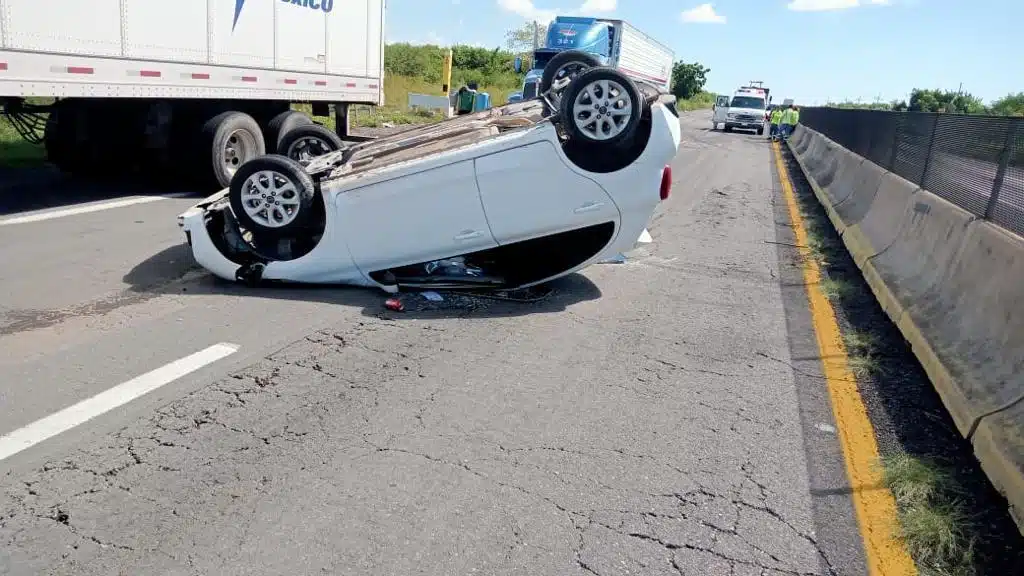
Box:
[660,165,672,200]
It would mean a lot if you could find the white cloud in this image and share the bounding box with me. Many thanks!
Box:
[496,0,557,22]
[496,0,615,23]
[579,0,616,11]
[787,0,890,11]
[680,3,726,23]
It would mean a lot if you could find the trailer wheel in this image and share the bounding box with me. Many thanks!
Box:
[559,67,643,147]
[229,154,317,240]
[266,110,314,151]
[277,124,344,165]
[203,111,266,188]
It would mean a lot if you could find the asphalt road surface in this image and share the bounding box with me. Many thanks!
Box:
[0,113,867,575]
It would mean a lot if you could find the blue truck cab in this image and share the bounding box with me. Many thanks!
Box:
[508,16,674,103]
[509,16,617,102]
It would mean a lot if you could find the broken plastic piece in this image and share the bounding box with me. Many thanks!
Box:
[598,253,627,264]
[384,298,404,312]
[637,228,653,244]
[424,256,482,277]
[421,291,444,302]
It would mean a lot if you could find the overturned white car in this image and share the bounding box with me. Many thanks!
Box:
[178,53,682,294]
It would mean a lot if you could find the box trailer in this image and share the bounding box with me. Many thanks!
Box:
[0,0,386,188]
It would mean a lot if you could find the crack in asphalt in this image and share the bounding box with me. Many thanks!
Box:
[1,315,831,575]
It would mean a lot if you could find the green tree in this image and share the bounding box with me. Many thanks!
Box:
[504,21,547,68]
[991,92,1024,116]
[670,61,710,100]
[908,88,986,114]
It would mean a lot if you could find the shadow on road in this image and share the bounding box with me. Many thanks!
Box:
[123,244,603,321]
[0,164,208,217]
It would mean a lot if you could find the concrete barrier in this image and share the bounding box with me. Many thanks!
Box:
[820,148,865,207]
[791,125,810,152]
[905,221,1024,433]
[786,127,1024,534]
[831,159,885,225]
[974,402,1024,529]
[841,172,920,268]
[809,141,840,189]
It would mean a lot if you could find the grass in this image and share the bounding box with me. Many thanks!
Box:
[818,277,856,301]
[880,453,978,576]
[676,91,717,111]
[0,119,46,168]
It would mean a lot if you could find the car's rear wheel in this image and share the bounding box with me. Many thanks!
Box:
[560,67,643,147]
[277,123,345,165]
[228,154,317,240]
[540,50,602,112]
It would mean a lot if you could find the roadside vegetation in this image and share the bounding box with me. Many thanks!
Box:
[824,88,1023,116]
[881,453,977,576]
[779,147,1023,574]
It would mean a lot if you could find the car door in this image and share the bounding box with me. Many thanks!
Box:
[713,95,730,125]
[474,141,620,245]
[336,160,498,273]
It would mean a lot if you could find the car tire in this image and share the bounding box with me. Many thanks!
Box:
[277,123,344,165]
[266,110,314,151]
[724,125,733,133]
[540,50,603,95]
[756,126,764,135]
[202,111,266,189]
[228,154,318,240]
[559,67,643,147]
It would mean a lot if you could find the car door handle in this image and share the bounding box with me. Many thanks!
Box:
[574,201,605,214]
[454,230,483,241]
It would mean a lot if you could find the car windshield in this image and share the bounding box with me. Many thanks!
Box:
[730,96,765,109]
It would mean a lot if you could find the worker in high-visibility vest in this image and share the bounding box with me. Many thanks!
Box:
[779,104,797,140]
[769,106,784,140]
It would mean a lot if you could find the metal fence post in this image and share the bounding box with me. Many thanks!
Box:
[886,113,902,172]
[918,113,940,187]
[984,121,1018,220]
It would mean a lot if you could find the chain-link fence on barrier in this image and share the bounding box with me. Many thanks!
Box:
[799,107,1024,237]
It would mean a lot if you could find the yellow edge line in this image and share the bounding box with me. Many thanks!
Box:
[771,141,917,576]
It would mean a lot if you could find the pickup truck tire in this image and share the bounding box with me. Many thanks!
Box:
[203,111,266,189]
[560,67,643,147]
[756,126,764,135]
[266,110,314,151]
[229,154,317,240]
[277,123,344,165]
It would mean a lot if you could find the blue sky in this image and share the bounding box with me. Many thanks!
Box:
[384,0,1019,105]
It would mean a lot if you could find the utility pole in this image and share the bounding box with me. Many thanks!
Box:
[532,20,540,50]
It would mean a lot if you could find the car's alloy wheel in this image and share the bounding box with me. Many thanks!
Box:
[559,67,643,147]
[228,154,318,240]
[570,78,634,142]
[277,124,344,165]
[240,170,303,229]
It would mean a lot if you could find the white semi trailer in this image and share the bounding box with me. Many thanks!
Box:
[0,0,386,188]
